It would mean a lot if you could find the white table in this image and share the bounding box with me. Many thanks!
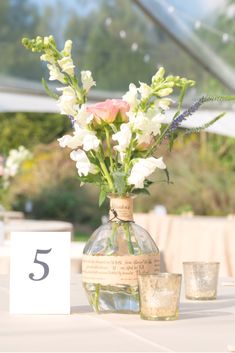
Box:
[0,211,24,220]
[0,275,234,352]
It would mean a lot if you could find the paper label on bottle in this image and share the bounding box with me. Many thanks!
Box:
[82,253,160,285]
[109,197,133,221]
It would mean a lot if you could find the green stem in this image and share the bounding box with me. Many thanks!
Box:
[110,222,118,249]
[97,151,115,192]
[104,127,114,173]
[123,223,135,255]
[94,284,100,312]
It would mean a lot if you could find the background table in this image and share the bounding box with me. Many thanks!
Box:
[0,211,24,220]
[0,275,234,352]
[134,213,235,277]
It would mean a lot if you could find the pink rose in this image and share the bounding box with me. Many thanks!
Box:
[87,99,130,124]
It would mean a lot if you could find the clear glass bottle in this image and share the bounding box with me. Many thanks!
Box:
[82,195,160,313]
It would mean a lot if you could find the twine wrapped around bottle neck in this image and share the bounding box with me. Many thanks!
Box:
[109,195,134,222]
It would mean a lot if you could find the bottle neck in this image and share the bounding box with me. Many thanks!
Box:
[109,195,134,222]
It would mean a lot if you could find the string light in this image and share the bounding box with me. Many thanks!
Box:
[104,0,234,66]
[222,33,229,43]
[119,30,126,39]
[144,54,150,63]
[194,21,201,30]
[105,17,112,27]
[131,42,138,51]
[167,5,175,14]
[156,0,235,44]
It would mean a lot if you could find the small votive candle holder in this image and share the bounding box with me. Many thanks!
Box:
[183,262,220,300]
[138,273,182,321]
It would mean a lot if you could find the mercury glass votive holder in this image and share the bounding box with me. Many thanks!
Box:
[183,262,220,300]
[138,273,182,321]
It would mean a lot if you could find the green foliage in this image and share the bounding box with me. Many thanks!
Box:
[0,112,71,154]
[135,133,235,216]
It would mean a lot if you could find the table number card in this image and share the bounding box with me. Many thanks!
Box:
[10,232,71,314]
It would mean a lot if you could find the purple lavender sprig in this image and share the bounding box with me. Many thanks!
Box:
[167,96,207,135]
[166,95,235,136]
[68,115,75,128]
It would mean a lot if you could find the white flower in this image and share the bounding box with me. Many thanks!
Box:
[4,146,31,178]
[157,88,173,97]
[70,150,97,176]
[122,83,139,109]
[58,134,83,149]
[128,111,161,146]
[127,157,166,189]
[58,124,99,152]
[57,56,75,76]
[152,67,165,83]
[43,36,50,45]
[81,71,96,92]
[47,64,65,83]
[40,52,55,64]
[74,104,94,128]
[138,82,152,99]
[156,98,173,110]
[82,133,100,151]
[57,86,77,116]
[112,123,132,152]
[62,40,73,56]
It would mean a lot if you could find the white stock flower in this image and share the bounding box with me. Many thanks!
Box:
[138,82,152,99]
[57,86,77,116]
[57,56,75,76]
[47,64,65,83]
[70,150,97,176]
[58,124,99,152]
[40,52,55,64]
[112,123,132,152]
[128,111,161,146]
[156,98,173,110]
[57,135,82,149]
[127,157,166,189]
[82,133,100,151]
[81,71,96,92]
[4,146,31,178]
[75,104,94,128]
[122,83,139,109]
[62,40,73,56]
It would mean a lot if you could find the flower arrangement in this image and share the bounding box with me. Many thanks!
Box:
[22,35,235,314]
[22,36,235,205]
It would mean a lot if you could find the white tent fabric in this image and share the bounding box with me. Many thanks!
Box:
[1,91,235,138]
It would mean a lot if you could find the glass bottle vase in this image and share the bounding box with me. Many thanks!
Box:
[82,195,160,313]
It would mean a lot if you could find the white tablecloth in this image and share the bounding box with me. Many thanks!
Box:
[134,214,235,277]
[0,275,234,352]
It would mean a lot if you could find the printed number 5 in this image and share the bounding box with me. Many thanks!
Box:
[29,249,52,281]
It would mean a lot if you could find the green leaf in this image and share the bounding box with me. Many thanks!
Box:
[41,78,59,99]
[132,188,150,195]
[144,179,154,187]
[99,185,108,206]
[113,171,126,195]
[78,173,102,185]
